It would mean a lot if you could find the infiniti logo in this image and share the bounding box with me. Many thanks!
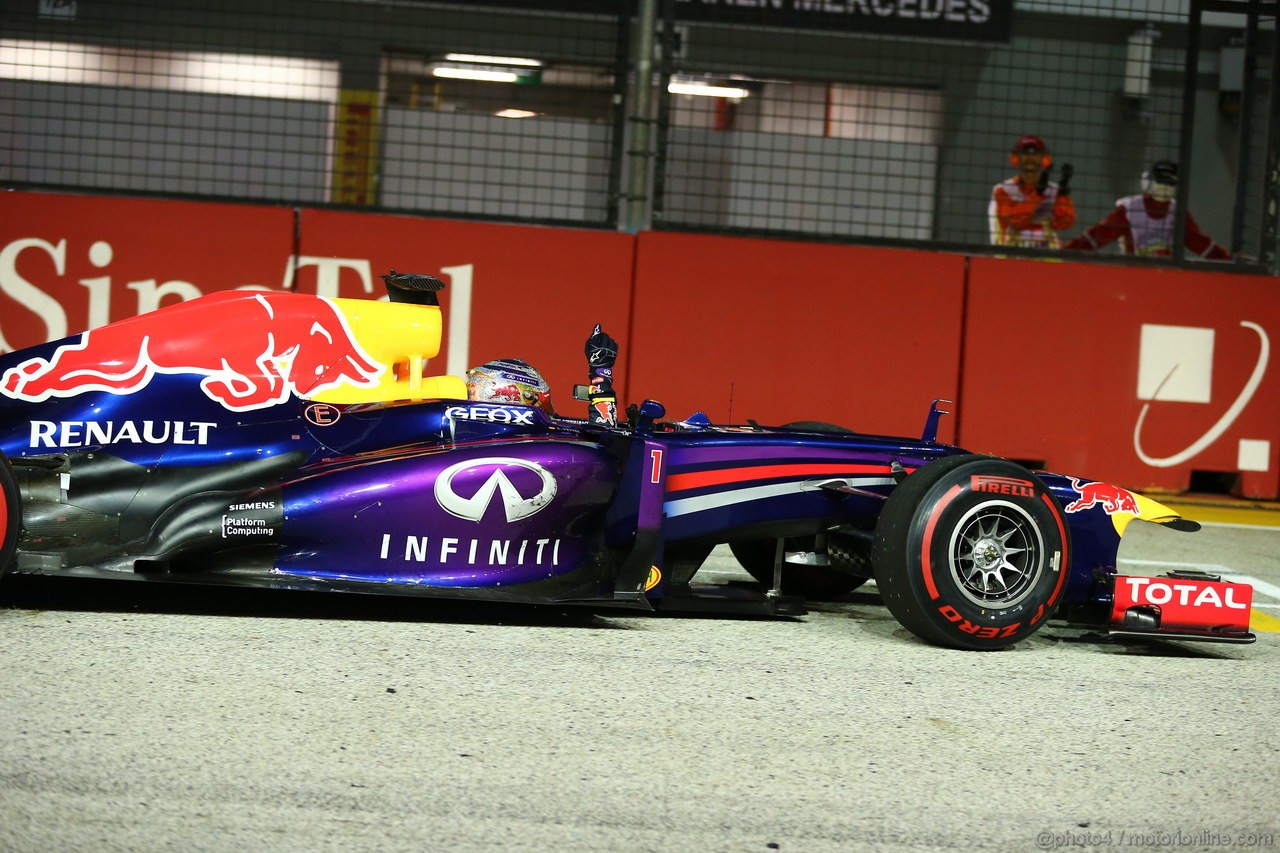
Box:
[434,457,557,523]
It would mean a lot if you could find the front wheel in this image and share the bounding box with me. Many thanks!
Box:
[872,454,1069,651]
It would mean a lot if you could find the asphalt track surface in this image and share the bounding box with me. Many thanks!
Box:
[1,506,1278,852]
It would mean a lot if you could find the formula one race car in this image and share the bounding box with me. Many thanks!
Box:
[0,272,1255,650]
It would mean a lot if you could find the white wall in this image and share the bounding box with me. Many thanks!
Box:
[0,79,331,202]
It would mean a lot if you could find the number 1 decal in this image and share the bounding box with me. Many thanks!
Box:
[650,449,664,484]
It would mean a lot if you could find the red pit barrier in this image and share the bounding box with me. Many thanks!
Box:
[960,257,1280,498]
[3,192,1275,497]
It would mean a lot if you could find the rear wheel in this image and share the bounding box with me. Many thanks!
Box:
[0,451,19,574]
[731,533,871,600]
[781,420,853,433]
[732,420,866,600]
[872,454,1069,650]
[664,541,714,585]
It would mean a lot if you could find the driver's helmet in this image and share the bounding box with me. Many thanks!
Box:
[466,358,553,414]
[1142,160,1178,203]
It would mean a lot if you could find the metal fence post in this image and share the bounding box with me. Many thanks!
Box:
[1262,8,1280,272]
[1174,0,1203,263]
[625,0,659,232]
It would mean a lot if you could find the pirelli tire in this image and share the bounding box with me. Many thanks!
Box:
[872,454,1070,651]
[0,450,19,575]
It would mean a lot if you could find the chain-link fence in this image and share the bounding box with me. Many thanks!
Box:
[1,0,1276,270]
[0,0,629,226]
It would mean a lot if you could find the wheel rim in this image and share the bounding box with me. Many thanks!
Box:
[946,500,1043,608]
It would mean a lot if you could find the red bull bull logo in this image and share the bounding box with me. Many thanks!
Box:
[591,397,617,428]
[1064,477,1140,515]
[1,291,383,412]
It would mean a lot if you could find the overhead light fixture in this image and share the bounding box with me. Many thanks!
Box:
[444,53,542,68]
[432,66,520,83]
[0,39,340,101]
[667,79,750,99]
[495,108,537,119]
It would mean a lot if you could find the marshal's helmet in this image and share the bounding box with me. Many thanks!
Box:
[1009,134,1052,168]
[1143,160,1178,202]
[466,358,553,414]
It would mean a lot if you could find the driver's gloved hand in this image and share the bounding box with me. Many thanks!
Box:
[586,324,617,371]
[585,323,618,427]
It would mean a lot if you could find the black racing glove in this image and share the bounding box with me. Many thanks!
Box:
[1058,163,1073,196]
[585,324,618,427]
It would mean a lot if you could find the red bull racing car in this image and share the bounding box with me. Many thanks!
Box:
[0,272,1255,650]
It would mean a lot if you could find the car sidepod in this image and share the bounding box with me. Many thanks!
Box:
[273,440,622,602]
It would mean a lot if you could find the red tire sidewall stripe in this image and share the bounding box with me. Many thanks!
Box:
[922,482,1067,611]
[919,484,963,600]
[1041,492,1070,602]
